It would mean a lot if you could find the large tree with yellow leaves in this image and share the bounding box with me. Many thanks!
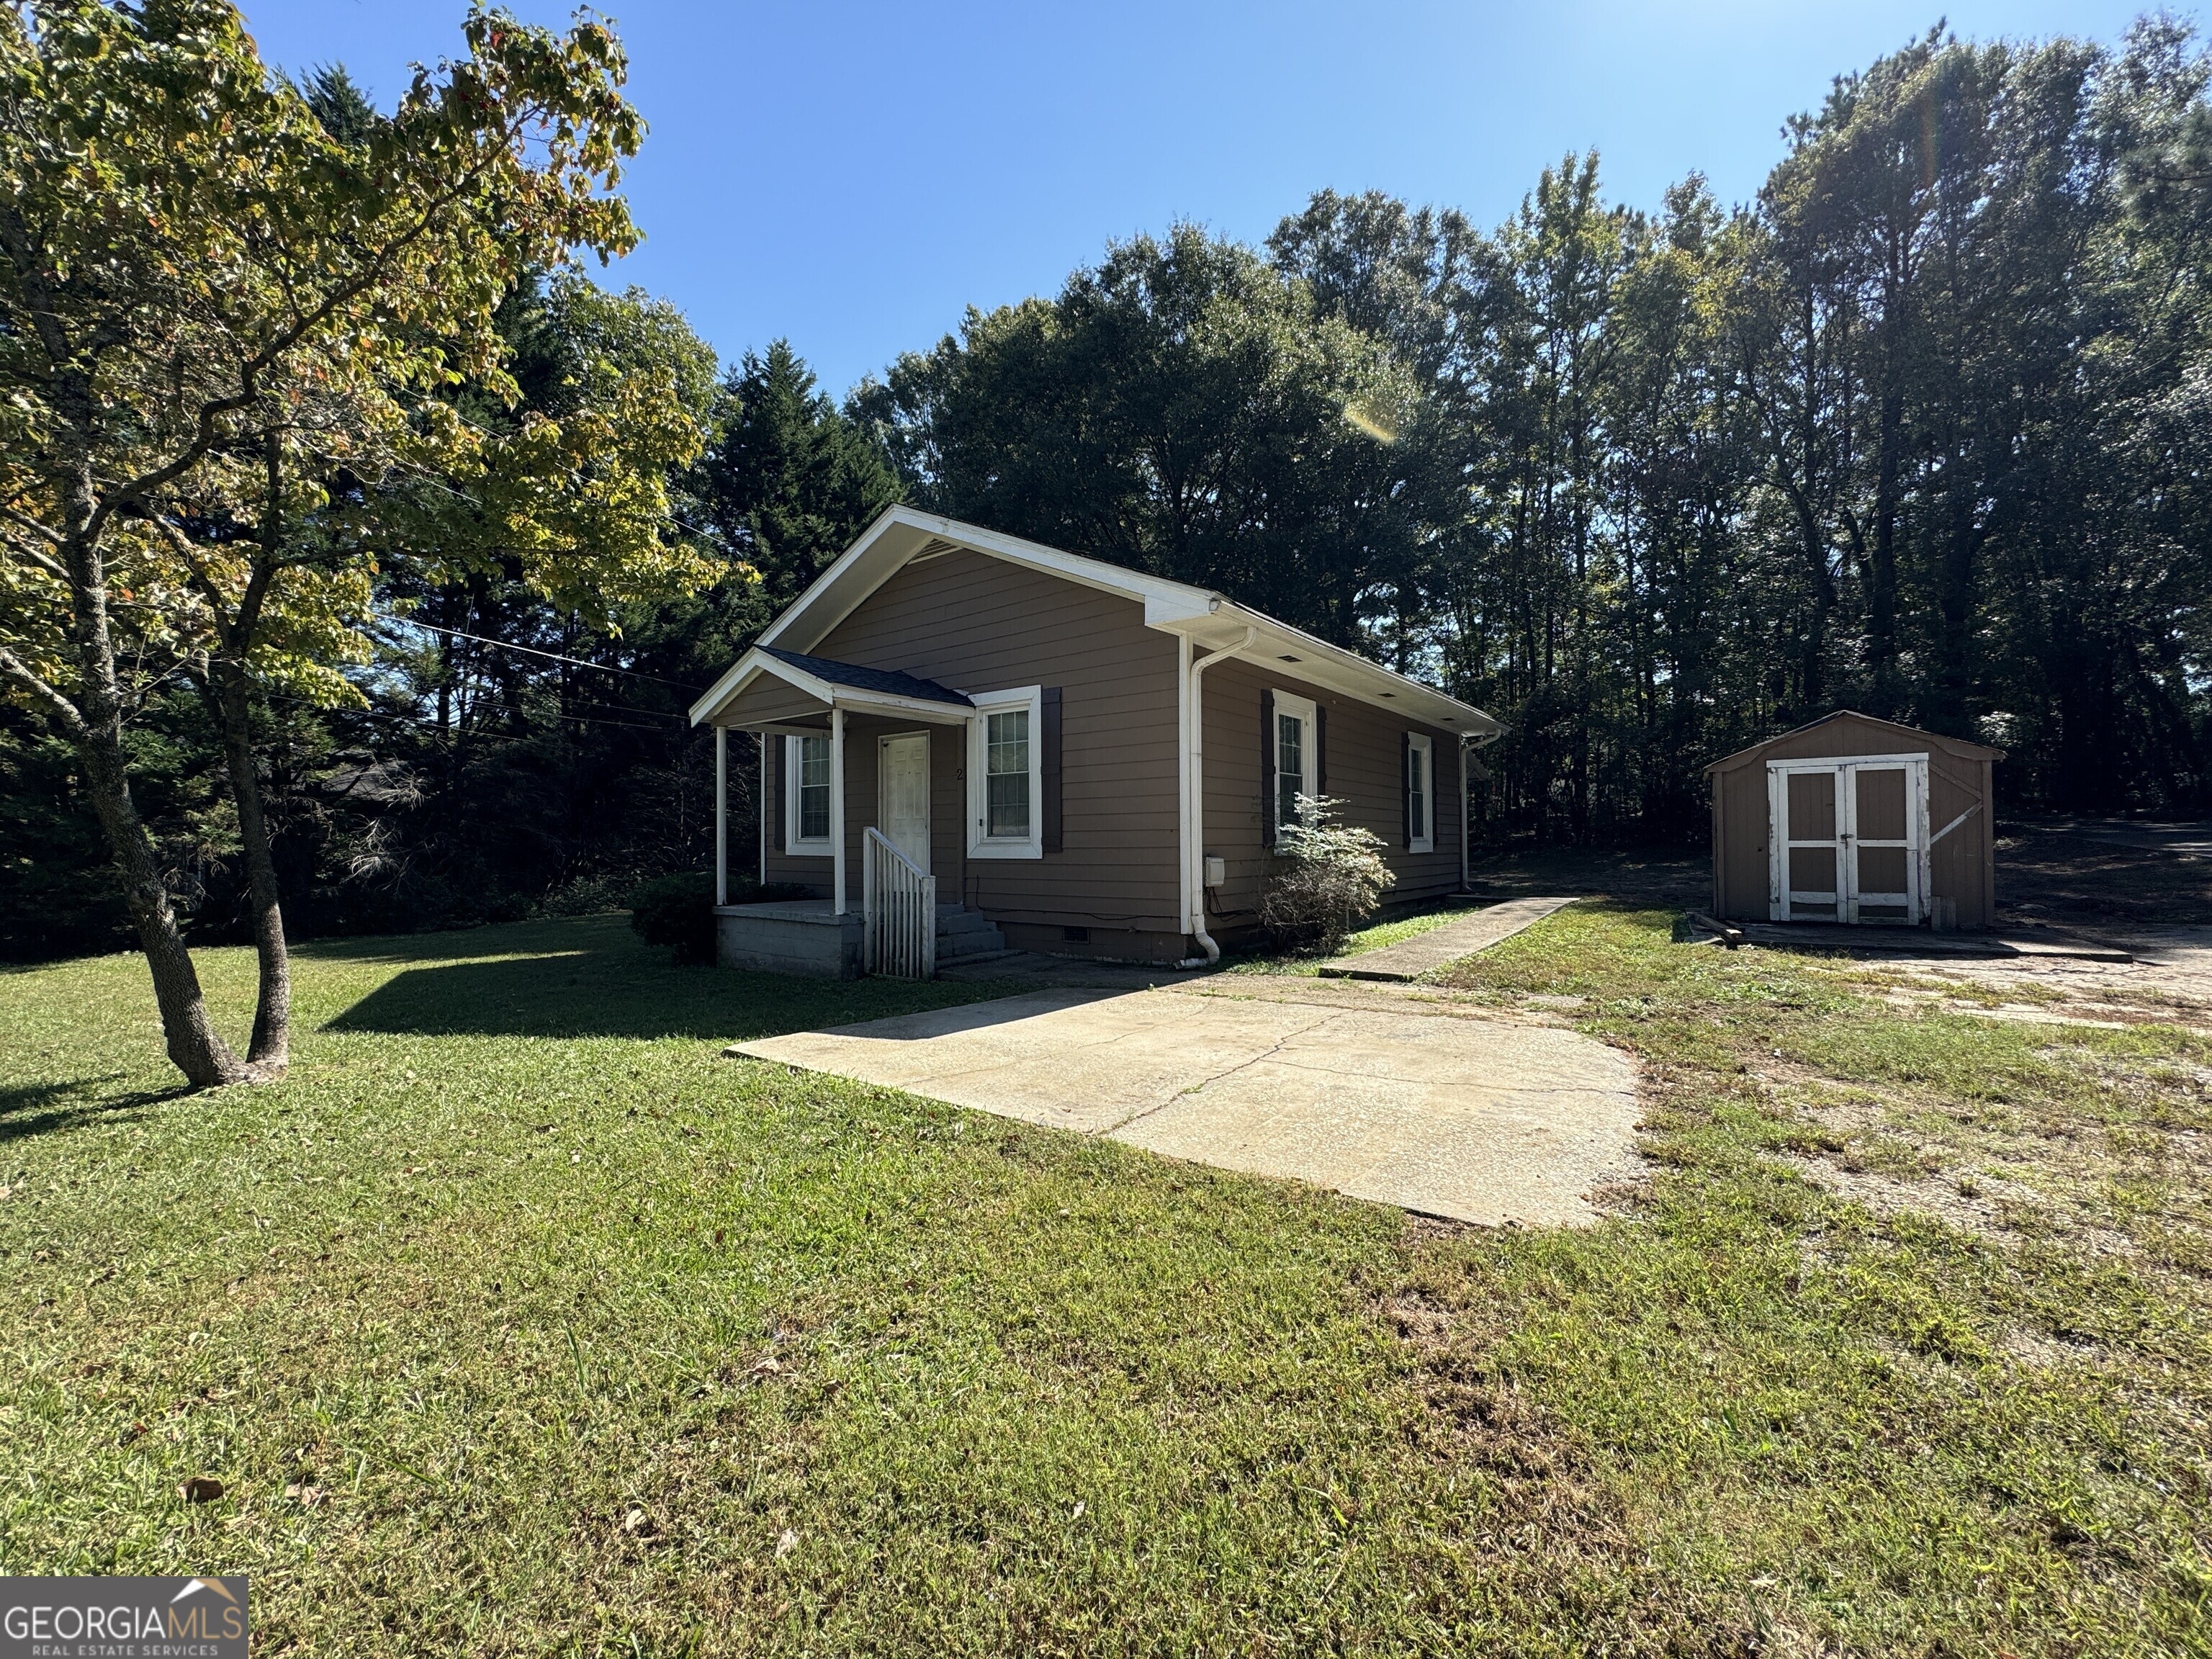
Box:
[0,2,711,1086]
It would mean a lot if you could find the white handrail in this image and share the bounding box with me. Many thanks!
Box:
[863,827,937,979]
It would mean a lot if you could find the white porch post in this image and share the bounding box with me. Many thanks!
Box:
[714,724,727,907]
[758,731,768,887]
[830,704,848,915]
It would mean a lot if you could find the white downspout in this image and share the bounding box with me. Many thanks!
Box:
[1178,627,1256,969]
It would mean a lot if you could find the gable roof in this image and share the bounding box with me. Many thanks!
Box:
[1702,709,2004,774]
[693,505,1499,737]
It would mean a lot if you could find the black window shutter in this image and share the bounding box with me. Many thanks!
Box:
[1401,732,1413,848]
[770,734,786,853]
[1259,688,1276,848]
[1041,687,1063,853]
[1316,703,1328,796]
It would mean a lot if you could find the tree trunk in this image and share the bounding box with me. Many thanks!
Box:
[214,660,290,1076]
[51,405,248,1089]
[76,715,248,1089]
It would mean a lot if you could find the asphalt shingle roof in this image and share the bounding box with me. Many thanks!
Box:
[760,647,974,709]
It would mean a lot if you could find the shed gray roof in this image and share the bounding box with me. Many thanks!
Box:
[757,647,974,709]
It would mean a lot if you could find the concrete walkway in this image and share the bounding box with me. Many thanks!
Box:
[728,981,1640,1227]
[1317,896,1583,981]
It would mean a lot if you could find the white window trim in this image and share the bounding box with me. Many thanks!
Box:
[784,731,834,857]
[1272,689,1317,827]
[1407,732,1435,854]
[967,685,1043,860]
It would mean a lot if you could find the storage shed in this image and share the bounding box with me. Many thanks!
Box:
[1704,711,2002,929]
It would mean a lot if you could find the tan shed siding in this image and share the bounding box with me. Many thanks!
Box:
[1717,759,1773,920]
[814,547,1184,941]
[1201,657,1464,936]
[1927,755,1992,928]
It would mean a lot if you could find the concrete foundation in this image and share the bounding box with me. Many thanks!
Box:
[716,900,863,979]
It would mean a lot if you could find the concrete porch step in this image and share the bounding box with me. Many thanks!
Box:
[933,903,1006,960]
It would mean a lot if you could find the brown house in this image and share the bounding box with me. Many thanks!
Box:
[1704,711,2002,930]
[689,507,1501,974]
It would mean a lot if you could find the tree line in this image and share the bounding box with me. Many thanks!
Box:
[4,4,2208,1084]
[868,20,2212,840]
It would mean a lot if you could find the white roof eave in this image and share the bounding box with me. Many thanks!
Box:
[1173,604,1499,737]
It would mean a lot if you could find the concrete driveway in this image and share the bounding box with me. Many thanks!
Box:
[729,983,1640,1226]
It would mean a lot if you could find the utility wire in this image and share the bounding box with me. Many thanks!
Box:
[376,613,709,692]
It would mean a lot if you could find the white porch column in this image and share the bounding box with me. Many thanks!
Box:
[830,704,847,915]
[758,731,768,886]
[714,724,727,906]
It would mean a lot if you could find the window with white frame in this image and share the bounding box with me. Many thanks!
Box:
[1273,690,1317,829]
[1406,732,1434,853]
[784,732,833,854]
[968,685,1042,858]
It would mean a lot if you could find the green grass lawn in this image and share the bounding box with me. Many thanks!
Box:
[1223,899,1489,976]
[4,910,2208,1655]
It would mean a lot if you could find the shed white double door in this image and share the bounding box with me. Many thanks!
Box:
[1767,756,1929,924]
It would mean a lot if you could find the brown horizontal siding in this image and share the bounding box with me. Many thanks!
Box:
[1201,657,1464,937]
[796,547,1184,939]
[723,675,829,728]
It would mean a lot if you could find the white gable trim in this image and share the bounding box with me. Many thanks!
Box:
[757,505,1216,655]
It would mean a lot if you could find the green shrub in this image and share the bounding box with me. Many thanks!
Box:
[1260,793,1393,954]
[629,872,717,965]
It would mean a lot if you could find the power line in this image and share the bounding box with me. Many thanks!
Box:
[377,614,709,692]
[251,682,698,742]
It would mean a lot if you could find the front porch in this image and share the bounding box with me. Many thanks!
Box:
[715,898,1008,979]
[702,645,984,976]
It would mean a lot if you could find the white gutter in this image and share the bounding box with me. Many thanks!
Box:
[1178,626,1256,969]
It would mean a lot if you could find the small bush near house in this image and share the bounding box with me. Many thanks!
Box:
[629,871,719,964]
[1261,793,1393,953]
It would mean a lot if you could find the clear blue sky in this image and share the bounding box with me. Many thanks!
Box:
[241,1,2170,398]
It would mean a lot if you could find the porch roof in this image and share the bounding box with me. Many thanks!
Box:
[695,643,976,728]
[757,647,973,709]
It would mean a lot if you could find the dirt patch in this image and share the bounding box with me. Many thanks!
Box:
[1997,824,2212,928]
[1380,1288,1456,1353]
[1776,1152,2056,1244]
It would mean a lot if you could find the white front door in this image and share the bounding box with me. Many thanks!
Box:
[1767,756,1928,923]
[878,732,930,874]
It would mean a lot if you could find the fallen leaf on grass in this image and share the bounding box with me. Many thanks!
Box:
[775,1528,798,1560]
[178,1477,225,1503]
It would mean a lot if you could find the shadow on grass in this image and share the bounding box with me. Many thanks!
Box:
[0,1075,189,1144]
[321,914,1017,1043]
